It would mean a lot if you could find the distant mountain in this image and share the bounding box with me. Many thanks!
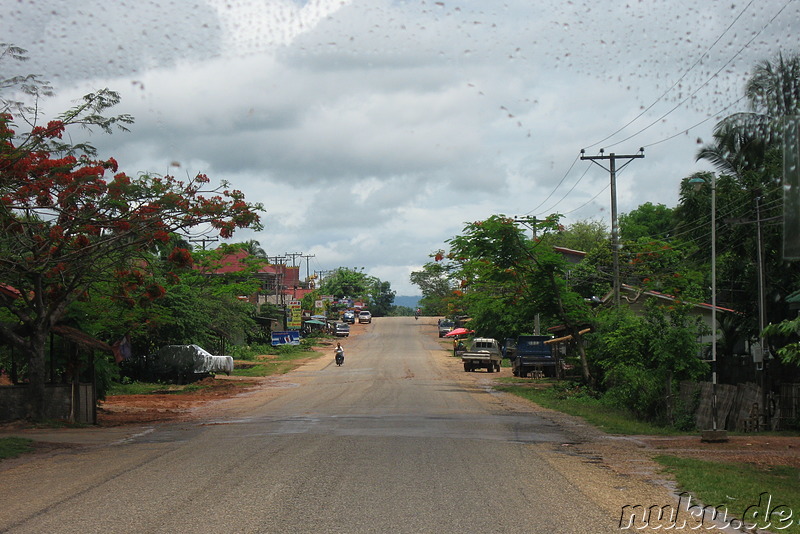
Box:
[393,295,421,309]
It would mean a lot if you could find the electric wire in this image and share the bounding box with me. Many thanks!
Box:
[560,183,610,217]
[533,161,593,217]
[641,95,747,149]
[602,0,796,150]
[583,0,757,151]
[523,154,580,215]
[525,1,793,228]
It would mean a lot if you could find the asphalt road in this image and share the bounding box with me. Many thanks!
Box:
[0,317,637,533]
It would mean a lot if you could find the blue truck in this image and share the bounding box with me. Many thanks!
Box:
[508,335,555,378]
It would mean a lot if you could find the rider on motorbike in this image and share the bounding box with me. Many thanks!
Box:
[334,342,345,365]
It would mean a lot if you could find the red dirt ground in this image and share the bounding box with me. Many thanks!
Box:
[96,375,262,426]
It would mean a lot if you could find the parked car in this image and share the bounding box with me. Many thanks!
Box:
[342,310,355,324]
[334,323,350,337]
[510,335,555,377]
[438,320,455,337]
[358,310,372,324]
[461,338,502,373]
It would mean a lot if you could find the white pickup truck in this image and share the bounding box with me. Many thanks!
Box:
[461,337,502,373]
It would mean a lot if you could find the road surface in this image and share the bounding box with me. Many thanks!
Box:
[0,317,671,533]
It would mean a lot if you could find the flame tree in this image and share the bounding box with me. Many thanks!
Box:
[0,58,262,419]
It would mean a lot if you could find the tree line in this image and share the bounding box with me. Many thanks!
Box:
[411,52,800,427]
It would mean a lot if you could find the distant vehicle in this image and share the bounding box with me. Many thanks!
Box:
[358,310,372,324]
[461,337,502,373]
[509,335,555,378]
[438,320,455,338]
[334,323,350,337]
[342,310,356,324]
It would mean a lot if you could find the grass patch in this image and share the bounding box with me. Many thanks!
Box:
[228,338,321,361]
[231,350,318,377]
[107,381,168,396]
[654,456,800,533]
[0,437,34,460]
[107,381,212,396]
[230,340,326,377]
[495,381,682,435]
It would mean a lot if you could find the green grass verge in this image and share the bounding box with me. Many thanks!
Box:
[231,348,321,377]
[106,381,213,396]
[654,455,800,533]
[0,437,34,460]
[495,380,682,435]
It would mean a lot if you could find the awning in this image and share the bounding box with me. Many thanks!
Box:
[305,320,326,325]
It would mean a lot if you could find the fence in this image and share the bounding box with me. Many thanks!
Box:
[0,383,95,424]
[680,381,799,431]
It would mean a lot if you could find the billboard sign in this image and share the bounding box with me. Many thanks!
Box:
[271,331,300,346]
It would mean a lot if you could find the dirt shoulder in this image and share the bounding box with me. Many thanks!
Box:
[0,329,362,446]
[4,324,798,474]
[431,334,800,472]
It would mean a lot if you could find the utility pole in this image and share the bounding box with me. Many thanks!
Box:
[188,236,219,250]
[514,216,540,333]
[513,216,539,239]
[580,148,645,306]
[267,256,286,303]
[316,269,333,286]
[755,194,769,429]
[724,194,771,429]
[284,252,302,268]
[301,254,315,283]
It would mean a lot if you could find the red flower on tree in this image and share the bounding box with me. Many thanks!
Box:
[0,87,264,421]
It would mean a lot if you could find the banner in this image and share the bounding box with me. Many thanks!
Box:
[271,331,300,346]
[287,300,302,329]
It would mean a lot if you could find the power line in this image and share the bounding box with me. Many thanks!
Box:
[602,0,795,150]
[533,161,592,217]
[642,96,746,149]
[583,0,757,151]
[524,154,580,215]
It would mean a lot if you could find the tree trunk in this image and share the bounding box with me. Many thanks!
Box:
[666,370,673,425]
[23,331,49,421]
[574,334,591,385]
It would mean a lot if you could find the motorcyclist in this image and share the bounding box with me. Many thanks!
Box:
[334,342,345,365]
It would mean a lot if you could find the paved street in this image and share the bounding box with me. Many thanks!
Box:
[0,318,672,533]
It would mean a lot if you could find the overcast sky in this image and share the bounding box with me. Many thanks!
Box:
[5,0,799,295]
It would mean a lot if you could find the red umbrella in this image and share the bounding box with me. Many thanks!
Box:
[444,327,474,337]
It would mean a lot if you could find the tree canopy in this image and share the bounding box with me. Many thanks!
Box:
[0,48,263,419]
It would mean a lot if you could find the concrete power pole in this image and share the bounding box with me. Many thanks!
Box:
[284,252,302,268]
[580,148,644,306]
[301,254,315,284]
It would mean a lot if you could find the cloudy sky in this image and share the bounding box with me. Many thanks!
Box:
[5,0,799,295]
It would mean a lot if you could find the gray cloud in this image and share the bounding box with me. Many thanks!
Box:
[5,0,799,294]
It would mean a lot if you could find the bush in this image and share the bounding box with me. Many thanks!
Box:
[602,363,665,421]
[553,380,600,400]
[228,343,274,361]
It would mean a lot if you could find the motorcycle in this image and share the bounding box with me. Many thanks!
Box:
[334,347,345,366]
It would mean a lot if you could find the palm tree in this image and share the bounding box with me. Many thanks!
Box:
[243,239,267,258]
[697,53,799,177]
